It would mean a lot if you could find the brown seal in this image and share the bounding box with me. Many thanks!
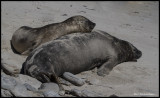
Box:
[11,15,96,55]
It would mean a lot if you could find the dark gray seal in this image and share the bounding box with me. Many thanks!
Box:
[20,30,142,93]
[11,15,96,55]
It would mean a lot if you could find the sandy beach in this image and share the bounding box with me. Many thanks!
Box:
[1,1,159,97]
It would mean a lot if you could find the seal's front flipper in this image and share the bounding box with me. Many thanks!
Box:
[49,63,65,96]
[97,59,117,77]
[51,73,65,96]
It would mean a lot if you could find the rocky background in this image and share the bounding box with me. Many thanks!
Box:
[1,1,159,97]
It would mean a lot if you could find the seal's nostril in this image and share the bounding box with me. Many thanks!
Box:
[137,50,142,58]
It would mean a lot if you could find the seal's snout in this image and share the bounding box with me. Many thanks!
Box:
[133,48,142,60]
[136,50,142,59]
[90,22,96,30]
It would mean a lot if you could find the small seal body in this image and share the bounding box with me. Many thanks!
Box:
[11,15,96,55]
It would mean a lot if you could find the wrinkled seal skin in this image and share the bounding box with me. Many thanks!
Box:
[11,15,96,55]
[21,30,142,83]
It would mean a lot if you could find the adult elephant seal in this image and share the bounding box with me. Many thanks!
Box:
[11,15,96,55]
[20,30,142,94]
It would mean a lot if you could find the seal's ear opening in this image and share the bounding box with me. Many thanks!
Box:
[10,40,21,55]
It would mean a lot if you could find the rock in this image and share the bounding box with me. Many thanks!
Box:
[10,83,30,97]
[70,89,82,97]
[38,83,60,97]
[81,89,103,97]
[86,78,100,85]
[62,14,67,16]
[91,67,98,73]
[1,89,13,97]
[1,73,43,97]
[11,83,43,97]
[1,74,17,90]
[23,83,37,91]
[13,74,42,90]
[59,78,72,86]
[43,90,60,97]
[70,89,103,97]
[109,94,119,97]
[1,60,17,76]
[1,54,24,75]
[38,82,59,93]
[63,72,85,86]
[58,90,65,96]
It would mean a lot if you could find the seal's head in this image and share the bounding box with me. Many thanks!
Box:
[118,40,142,62]
[129,43,142,60]
[11,26,36,54]
[64,15,96,32]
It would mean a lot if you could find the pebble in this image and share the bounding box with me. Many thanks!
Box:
[43,90,61,97]
[1,89,13,97]
[23,83,37,91]
[70,89,104,97]
[13,74,42,90]
[109,94,119,97]
[59,78,72,86]
[70,89,82,97]
[1,74,17,90]
[1,72,43,97]
[11,83,43,97]
[38,82,60,93]
[86,78,100,85]
[63,72,85,86]
[81,89,103,97]
[1,57,21,75]
[11,83,30,97]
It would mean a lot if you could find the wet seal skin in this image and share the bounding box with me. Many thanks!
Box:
[21,30,142,94]
[11,15,96,55]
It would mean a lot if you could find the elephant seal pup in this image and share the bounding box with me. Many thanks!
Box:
[20,30,142,93]
[11,15,96,55]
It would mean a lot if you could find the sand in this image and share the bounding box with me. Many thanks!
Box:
[1,1,159,97]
